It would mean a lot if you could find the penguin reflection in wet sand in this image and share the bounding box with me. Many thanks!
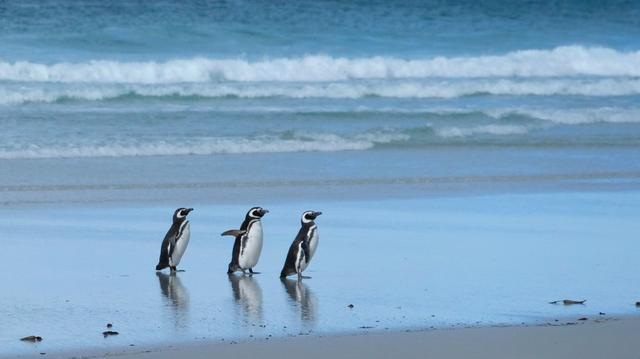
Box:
[222,207,269,275]
[156,208,193,272]
[280,211,322,279]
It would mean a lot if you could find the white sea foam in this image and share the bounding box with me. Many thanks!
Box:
[1,46,640,84]
[0,132,409,159]
[490,108,640,125]
[2,77,640,105]
[436,125,530,138]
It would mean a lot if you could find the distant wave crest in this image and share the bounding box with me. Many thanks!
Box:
[1,46,640,84]
[0,132,409,159]
[3,105,640,159]
[2,78,640,105]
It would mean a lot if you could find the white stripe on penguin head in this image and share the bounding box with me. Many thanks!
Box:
[301,210,314,224]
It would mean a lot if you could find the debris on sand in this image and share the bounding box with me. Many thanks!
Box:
[347,304,354,309]
[20,336,43,342]
[549,299,586,305]
[635,301,640,307]
[106,323,113,328]
[102,331,119,337]
[578,317,588,321]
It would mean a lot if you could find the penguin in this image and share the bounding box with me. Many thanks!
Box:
[280,210,322,279]
[156,207,193,272]
[222,207,269,275]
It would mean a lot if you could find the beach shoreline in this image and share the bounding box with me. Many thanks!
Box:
[11,317,640,359]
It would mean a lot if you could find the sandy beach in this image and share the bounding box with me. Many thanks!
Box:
[12,318,640,359]
[2,190,640,358]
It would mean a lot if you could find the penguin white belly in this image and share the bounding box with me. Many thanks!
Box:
[239,220,263,269]
[307,227,319,261]
[171,221,190,266]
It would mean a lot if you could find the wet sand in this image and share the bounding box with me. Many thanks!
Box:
[2,191,640,357]
[18,318,640,359]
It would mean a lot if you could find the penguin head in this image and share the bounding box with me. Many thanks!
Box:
[301,210,322,224]
[173,207,194,222]
[246,206,269,219]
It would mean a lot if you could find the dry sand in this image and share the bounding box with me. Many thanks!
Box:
[32,317,638,359]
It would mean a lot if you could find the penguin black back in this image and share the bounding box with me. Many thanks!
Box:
[156,207,193,271]
[280,225,310,278]
[280,211,322,278]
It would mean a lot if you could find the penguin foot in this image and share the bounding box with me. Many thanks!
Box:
[297,273,312,280]
[170,266,177,272]
[249,269,261,275]
[176,269,186,272]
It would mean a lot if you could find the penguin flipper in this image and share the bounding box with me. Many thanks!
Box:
[221,229,247,237]
[167,234,177,259]
[301,240,311,263]
[157,237,171,270]
[280,240,300,277]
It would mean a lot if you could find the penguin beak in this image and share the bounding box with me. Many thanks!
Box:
[312,211,322,218]
[185,208,194,214]
[260,209,269,216]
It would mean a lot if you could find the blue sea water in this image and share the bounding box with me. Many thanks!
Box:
[1,0,640,166]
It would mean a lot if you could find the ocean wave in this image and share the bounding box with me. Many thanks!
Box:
[2,77,640,105]
[0,132,409,159]
[489,108,640,125]
[435,124,530,138]
[1,46,640,84]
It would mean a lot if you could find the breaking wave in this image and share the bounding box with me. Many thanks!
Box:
[2,78,640,105]
[1,46,639,84]
[0,132,409,159]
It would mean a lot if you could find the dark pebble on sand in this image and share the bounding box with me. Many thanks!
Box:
[635,301,640,307]
[578,317,588,321]
[599,312,606,315]
[549,299,586,305]
[40,353,46,355]
[20,336,43,342]
[347,304,354,308]
[102,331,119,337]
